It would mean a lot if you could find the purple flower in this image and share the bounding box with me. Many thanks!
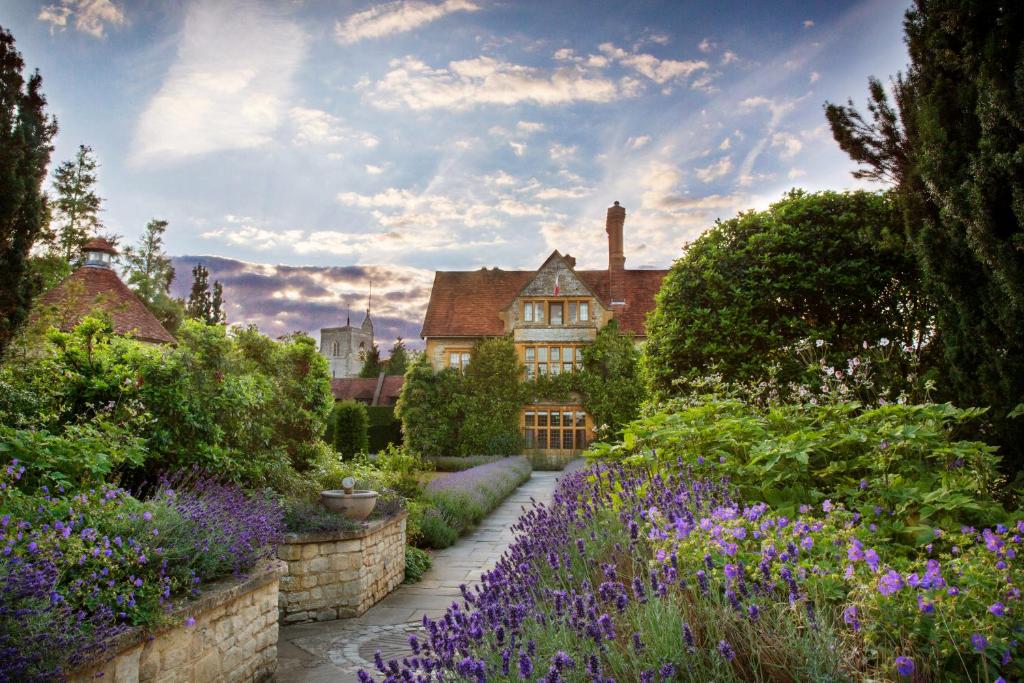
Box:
[877,569,904,596]
[822,500,834,513]
[843,605,860,631]
[972,633,988,652]
[717,640,735,662]
[895,656,915,677]
[184,616,196,627]
[989,602,1006,617]
[865,549,880,572]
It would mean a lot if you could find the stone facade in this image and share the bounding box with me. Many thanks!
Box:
[319,311,374,379]
[277,512,406,624]
[68,561,284,683]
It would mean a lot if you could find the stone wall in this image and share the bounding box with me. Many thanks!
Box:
[277,512,407,624]
[68,560,285,683]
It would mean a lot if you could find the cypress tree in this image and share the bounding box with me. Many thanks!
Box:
[0,26,58,356]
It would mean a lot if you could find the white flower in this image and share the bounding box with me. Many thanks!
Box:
[815,339,825,348]
[879,337,890,347]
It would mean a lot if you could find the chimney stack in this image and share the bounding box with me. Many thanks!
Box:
[606,201,626,304]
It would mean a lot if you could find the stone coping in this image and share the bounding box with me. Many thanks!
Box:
[70,559,286,673]
[282,510,408,544]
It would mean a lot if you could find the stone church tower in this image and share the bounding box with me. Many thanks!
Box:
[319,310,373,378]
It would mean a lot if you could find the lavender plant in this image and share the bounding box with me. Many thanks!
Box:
[423,456,531,538]
[365,463,1022,682]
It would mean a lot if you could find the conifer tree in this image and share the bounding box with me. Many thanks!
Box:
[826,0,1024,475]
[50,144,103,263]
[358,343,384,377]
[386,337,408,375]
[121,219,184,333]
[185,263,226,325]
[0,26,57,356]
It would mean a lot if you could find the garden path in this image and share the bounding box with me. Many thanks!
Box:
[275,469,562,682]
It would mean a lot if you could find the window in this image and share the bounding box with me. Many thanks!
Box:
[521,406,591,452]
[520,299,590,325]
[448,349,471,371]
[522,345,584,378]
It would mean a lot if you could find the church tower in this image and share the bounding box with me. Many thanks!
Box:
[319,305,374,379]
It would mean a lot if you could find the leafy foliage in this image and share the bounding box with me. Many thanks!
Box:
[184,263,225,325]
[579,320,643,439]
[0,316,332,491]
[358,343,384,377]
[403,545,432,584]
[49,144,102,263]
[366,405,402,451]
[643,190,932,400]
[459,337,523,456]
[395,354,461,457]
[330,400,369,459]
[0,26,57,357]
[386,337,409,375]
[120,219,183,334]
[826,1,1024,477]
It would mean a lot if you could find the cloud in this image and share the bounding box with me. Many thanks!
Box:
[548,143,577,164]
[771,131,803,160]
[721,51,738,65]
[365,164,385,175]
[719,137,731,150]
[740,95,798,128]
[131,1,306,165]
[170,256,432,348]
[533,185,592,200]
[803,19,815,28]
[38,0,125,39]
[599,42,708,85]
[289,107,379,148]
[698,38,714,53]
[627,135,651,150]
[335,0,479,44]
[809,71,820,84]
[509,141,527,157]
[516,120,546,134]
[365,55,622,110]
[695,156,733,182]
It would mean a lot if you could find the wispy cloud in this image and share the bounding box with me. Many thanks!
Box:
[38,0,125,39]
[335,0,479,44]
[130,1,306,165]
[695,156,733,182]
[598,42,708,85]
[289,107,379,148]
[364,55,623,110]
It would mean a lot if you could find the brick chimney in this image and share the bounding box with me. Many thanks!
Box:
[606,201,626,305]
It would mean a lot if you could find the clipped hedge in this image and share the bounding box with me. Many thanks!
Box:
[330,401,369,458]
[367,405,402,452]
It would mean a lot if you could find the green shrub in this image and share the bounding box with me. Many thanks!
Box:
[591,397,1003,545]
[426,455,503,472]
[330,400,369,459]
[459,337,522,456]
[403,545,432,583]
[417,507,459,549]
[366,405,402,451]
[395,355,461,457]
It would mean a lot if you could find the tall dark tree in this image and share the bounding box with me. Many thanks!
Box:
[358,343,384,378]
[121,219,184,333]
[50,144,103,263]
[0,26,58,356]
[185,263,225,325]
[386,337,409,376]
[826,0,1024,475]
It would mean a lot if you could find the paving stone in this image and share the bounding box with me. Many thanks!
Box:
[277,469,567,680]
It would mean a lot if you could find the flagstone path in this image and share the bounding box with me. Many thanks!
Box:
[275,470,562,682]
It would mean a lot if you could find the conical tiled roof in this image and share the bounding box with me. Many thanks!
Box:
[36,261,176,344]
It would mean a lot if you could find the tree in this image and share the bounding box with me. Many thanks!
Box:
[826,0,1024,475]
[185,263,225,325]
[580,320,643,439]
[643,190,931,398]
[121,219,184,333]
[459,337,523,455]
[50,144,103,263]
[395,354,462,457]
[386,337,409,375]
[358,343,384,377]
[329,400,369,459]
[0,26,58,357]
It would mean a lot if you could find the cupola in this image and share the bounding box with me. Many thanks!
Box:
[82,237,118,268]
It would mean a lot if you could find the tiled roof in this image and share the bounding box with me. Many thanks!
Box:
[82,237,117,254]
[330,375,404,406]
[36,266,176,344]
[420,267,668,338]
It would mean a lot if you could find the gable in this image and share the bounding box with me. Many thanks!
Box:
[517,252,596,299]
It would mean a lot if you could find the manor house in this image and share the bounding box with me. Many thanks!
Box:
[420,201,667,459]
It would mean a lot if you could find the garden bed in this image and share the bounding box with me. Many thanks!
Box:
[68,560,285,683]
[277,511,407,623]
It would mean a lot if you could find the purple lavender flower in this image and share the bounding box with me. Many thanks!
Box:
[717,639,736,662]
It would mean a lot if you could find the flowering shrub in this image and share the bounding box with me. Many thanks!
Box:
[424,456,531,537]
[591,398,1002,543]
[365,464,1021,682]
[0,460,283,679]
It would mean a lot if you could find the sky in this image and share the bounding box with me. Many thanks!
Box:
[5,0,911,349]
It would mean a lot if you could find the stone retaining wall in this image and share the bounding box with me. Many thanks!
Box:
[68,560,285,683]
[277,511,407,624]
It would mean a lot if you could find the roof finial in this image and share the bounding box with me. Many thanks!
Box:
[367,280,372,315]
[346,306,350,327]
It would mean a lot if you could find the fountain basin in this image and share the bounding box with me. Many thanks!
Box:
[320,489,378,520]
